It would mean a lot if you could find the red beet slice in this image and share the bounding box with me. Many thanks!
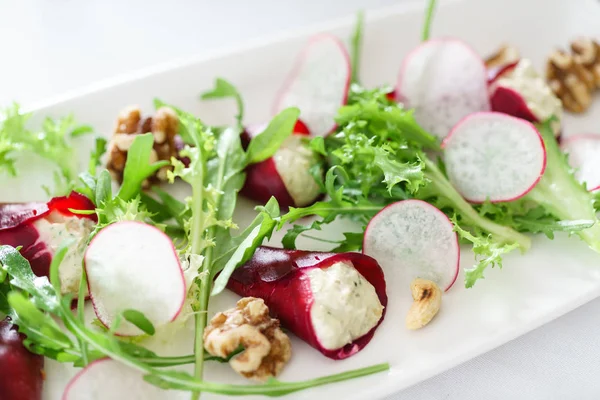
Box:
[0,318,44,400]
[0,192,96,290]
[489,60,562,136]
[227,246,387,360]
[241,120,320,208]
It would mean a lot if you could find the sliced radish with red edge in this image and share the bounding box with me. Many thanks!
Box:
[562,134,600,192]
[362,200,459,292]
[442,112,547,203]
[273,34,351,137]
[63,358,180,400]
[84,221,185,336]
[396,38,490,140]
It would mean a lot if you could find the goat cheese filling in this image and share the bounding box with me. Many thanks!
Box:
[272,135,321,207]
[308,261,384,350]
[34,212,95,294]
[495,59,563,134]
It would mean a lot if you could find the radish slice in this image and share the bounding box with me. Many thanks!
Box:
[362,200,459,291]
[442,112,546,203]
[84,221,185,336]
[396,38,490,140]
[63,358,180,400]
[562,134,600,192]
[274,34,351,137]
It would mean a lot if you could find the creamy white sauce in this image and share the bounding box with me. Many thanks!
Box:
[308,261,384,350]
[272,135,321,207]
[495,59,562,135]
[34,212,95,295]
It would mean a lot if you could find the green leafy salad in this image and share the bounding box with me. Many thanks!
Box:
[1,0,600,399]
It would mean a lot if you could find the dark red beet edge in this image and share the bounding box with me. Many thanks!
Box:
[0,318,44,400]
[227,246,387,360]
[490,86,539,123]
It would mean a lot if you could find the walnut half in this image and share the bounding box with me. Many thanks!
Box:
[204,297,292,382]
[571,37,600,89]
[106,105,179,184]
[546,49,595,113]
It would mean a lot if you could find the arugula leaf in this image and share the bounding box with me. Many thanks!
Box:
[122,310,156,336]
[201,78,245,128]
[211,199,279,295]
[246,107,300,164]
[95,170,113,207]
[88,137,108,175]
[118,134,169,201]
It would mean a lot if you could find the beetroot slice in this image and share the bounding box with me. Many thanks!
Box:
[396,38,490,140]
[0,318,44,400]
[490,86,539,123]
[227,246,387,360]
[0,203,49,230]
[240,119,315,209]
[0,192,96,282]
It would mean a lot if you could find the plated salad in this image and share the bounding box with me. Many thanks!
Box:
[2,1,600,399]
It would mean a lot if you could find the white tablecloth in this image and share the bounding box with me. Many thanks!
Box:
[1,1,599,399]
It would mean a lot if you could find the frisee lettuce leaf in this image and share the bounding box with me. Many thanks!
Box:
[279,83,531,288]
[0,103,94,195]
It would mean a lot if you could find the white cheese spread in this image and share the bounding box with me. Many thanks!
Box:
[34,211,95,295]
[272,135,321,207]
[494,59,562,134]
[308,261,384,350]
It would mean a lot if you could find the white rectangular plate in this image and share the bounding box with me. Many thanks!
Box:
[3,0,600,398]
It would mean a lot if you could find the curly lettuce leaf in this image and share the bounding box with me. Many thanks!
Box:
[0,103,93,194]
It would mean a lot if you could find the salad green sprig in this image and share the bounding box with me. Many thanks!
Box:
[0,103,94,195]
[279,84,531,286]
[0,245,389,396]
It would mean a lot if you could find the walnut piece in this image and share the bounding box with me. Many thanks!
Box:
[546,50,594,113]
[571,37,600,89]
[204,297,292,382]
[106,105,179,184]
[484,44,520,69]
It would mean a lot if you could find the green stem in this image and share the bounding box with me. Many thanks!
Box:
[189,172,207,400]
[148,363,390,396]
[421,0,437,42]
[424,159,531,250]
[350,11,364,83]
[76,267,89,366]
